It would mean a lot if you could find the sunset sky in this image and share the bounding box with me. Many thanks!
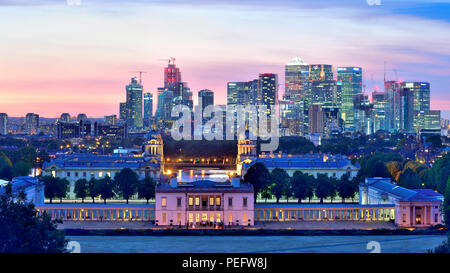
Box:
[0,0,449,118]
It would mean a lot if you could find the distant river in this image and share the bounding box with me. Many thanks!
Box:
[68,235,446,253]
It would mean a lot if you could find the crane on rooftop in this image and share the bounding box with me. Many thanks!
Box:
[129,71,147,85]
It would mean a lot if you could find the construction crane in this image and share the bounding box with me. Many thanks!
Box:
[157,57,176,66]
[129,71,147,85]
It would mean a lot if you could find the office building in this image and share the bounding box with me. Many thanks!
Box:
[337,67,362,132]
[258,73,278,119]
[77,113,88,122]
[60,113,71,123]
[143,92,153,128]
[25,113,39,135]
[104,115,117,125]
[308,104,324,135]
[372,91,387,132]
[198,89,214,112]
[119,102,127,124]
[126,77,143,131]
[401,82,430,132]
[0,113,7,135]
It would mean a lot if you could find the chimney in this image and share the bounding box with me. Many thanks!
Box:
[231,175,241,188]
[170,176,178,188]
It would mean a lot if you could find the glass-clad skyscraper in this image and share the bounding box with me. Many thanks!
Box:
[126,77,143,131]
[337,67,362,132]
[143,92,153,128]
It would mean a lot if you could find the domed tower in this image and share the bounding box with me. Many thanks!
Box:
[143,122,164,165]
[236,122,257,175]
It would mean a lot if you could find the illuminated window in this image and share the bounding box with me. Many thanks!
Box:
[209,197,214,206]
[98,172,103,178]
[106,172,111,177]
[177,213,181,223]
[228,213,233,223]
[216,213,221,222]
[161,197,167,207]
[162,213,166,223]
[196,213,200,222]
[210,213,214,222]
[216,197,221,206]
[51,170,56,177]
[188,213,193,223]
[195,197,200,206]
[243,213,247,223]
[188,197,193,206]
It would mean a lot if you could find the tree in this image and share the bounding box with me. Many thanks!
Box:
[243,163,271,200]
[42,176,58,204]
[97,176,115,204]
[260,187,272,203]
[398,168,422,189]
[269,168,290,203]
[88,177,99,203]
[290,171,313,203]
[0,184,67,253]
[137,177,156,204]
[55,178,69,203]
[115,168,138,204]
[314,174,333,204]
[12,161,32,177]
[386,161,402,181]
[336,173,358,203]
[74,179,88,203]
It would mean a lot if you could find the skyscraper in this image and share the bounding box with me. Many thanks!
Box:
[143,92,153,128]
[372,91,387,132]
[0,113,7,135]
[164,59,182,96]
[198,89,214,112]
[309,64,333,81]
[337,67,362,132]
[308,104,324,135]
[25,113,39,135]
[424,110,441,130]
[385,81,401,132]
[126,77,143,131]
[119,102,127,124]
[227,82,253,106]
[284,57,310,136]
[77,113,88,122]
[60,113,71,123]
[401,82,430,132]
[258,73,278,118]
[104,115,117,125]
[310,80,337,105]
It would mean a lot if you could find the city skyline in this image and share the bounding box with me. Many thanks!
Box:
[0,0,449,118]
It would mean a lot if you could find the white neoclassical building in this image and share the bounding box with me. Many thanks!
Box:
[359,177,443,227]
[155,176,254,227]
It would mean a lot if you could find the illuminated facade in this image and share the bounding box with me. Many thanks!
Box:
[337,67,362,132]
[0,113,7,135]
[25,113,39,135]
[125,77,143,131]
[155,176,254,226]
[143,92,153,129]
[360,177,443,227]
[401,82,431,132]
